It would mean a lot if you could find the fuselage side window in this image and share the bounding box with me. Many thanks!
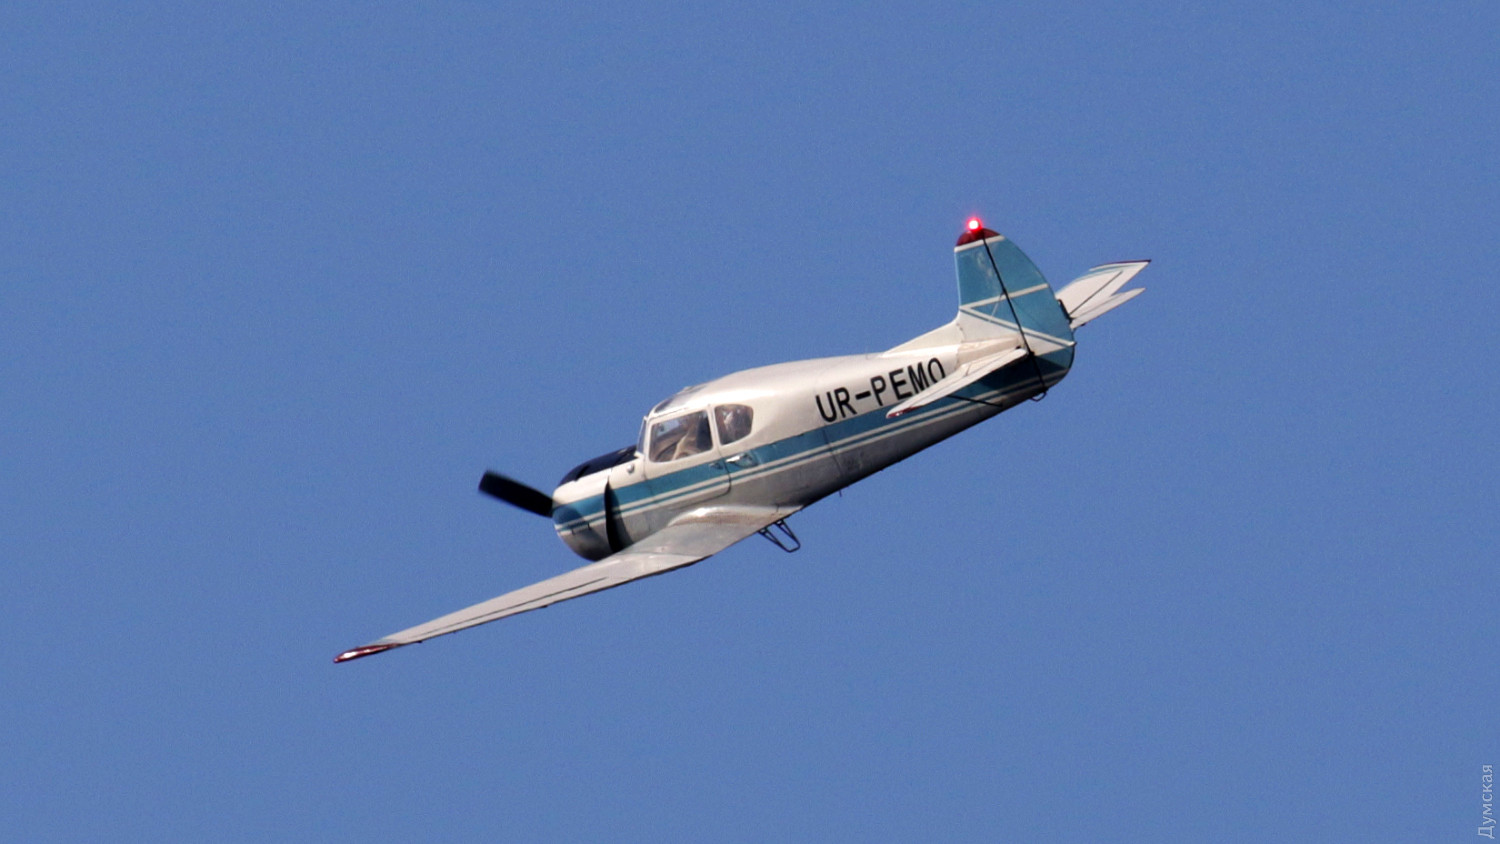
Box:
[649,411,712,462]
[714,404,754,446]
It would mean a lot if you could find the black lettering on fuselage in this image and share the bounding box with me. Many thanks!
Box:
[815,359,948,424]
[834,387,855,419]
[907,363,930,392]
[889,369,911,400]
[815,392,838,423]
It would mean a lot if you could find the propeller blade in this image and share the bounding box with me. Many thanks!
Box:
[478,471,554,517]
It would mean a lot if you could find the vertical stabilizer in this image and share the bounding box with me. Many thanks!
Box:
[954,226,1075,365]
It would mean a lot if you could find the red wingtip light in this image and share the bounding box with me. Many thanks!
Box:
[967,217,982,231]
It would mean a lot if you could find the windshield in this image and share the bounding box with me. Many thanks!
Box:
[649,411,712,462]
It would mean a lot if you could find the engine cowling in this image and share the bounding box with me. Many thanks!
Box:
[551,445,635,560]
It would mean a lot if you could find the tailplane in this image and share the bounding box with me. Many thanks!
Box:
[1055,261,1149,328]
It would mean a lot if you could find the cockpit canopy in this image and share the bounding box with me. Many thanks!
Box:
[644,403,755,463]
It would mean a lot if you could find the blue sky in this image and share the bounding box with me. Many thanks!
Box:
[3,2,1497,840]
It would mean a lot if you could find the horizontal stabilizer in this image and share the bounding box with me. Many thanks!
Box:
[1055,261,1148,328]
[886,345,1029,418]
[1068,286,1144,328]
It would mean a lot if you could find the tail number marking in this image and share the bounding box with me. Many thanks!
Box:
[816,358,946,422]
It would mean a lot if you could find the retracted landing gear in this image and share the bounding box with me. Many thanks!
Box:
[757,519,801,553]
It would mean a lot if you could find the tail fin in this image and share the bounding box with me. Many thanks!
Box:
[954,226,1075,360]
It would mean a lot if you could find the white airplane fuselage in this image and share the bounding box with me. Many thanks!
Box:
[552,335,1069,561]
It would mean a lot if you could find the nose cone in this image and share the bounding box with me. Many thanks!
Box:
[553,503,614,560]
[551,473,616,561]
[551,445,638,560]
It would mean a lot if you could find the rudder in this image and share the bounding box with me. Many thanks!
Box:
[953,225,1075,361]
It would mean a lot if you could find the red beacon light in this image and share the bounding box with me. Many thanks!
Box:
[957,216,990,246]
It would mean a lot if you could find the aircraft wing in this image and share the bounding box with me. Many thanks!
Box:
[334,505,795,662]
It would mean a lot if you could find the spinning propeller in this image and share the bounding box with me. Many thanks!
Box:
[478,471,553,517]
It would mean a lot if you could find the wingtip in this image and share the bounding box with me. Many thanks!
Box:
[333,642,403,663]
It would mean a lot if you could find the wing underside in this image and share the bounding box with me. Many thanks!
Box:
[335,505,794,662]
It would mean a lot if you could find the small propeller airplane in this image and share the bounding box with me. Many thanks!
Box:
[335,218,1145,662]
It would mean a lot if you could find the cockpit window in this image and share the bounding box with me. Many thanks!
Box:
[714,404,754,446]
[649,411,712,462]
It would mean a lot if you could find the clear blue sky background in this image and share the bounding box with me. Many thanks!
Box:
[4,2,1496,841]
